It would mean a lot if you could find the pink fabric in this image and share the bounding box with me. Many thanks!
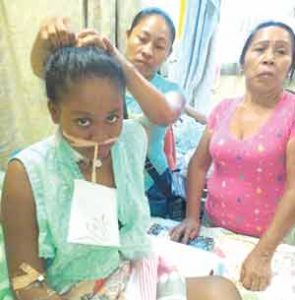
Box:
[206,91,295,237]
[164,126,177,171]
[133,256,158,300]
[133,255,183,300]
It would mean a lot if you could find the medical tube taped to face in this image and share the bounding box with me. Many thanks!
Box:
[63,131,121,247]
[63,130,118,183]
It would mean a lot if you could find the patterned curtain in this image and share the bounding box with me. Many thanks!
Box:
[87,0,116,42]
[87,0,140,51]
[116,0,141,51]
[0,0,84,169]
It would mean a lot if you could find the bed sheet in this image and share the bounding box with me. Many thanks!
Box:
[150,218,295,300]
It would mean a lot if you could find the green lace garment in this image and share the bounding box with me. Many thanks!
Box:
[9,119,151,293]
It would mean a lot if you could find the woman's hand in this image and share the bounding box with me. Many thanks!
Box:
[31,17,75,77]
[38,17,76,50]
[76,29,109,50]
[76,29,129,67]
[240,247,273,291]
[169,217,200,244]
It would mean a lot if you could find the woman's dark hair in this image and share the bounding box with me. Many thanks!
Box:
[239,21,295,80]
[45,46,126,103]
[129,7,176,46]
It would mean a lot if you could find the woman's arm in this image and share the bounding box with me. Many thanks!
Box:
[77,30,185,126]
[31,20,185,126]
[170,128,212,243]
[184,104,207,125]
[118,57,185,125]
[186,129,212,220]
[1,160,61,299]
[240,138,295,291]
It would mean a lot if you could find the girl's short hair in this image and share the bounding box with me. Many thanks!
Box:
[45,46,126,103]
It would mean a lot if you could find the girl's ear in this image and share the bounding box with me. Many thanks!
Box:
[48,101,61,124]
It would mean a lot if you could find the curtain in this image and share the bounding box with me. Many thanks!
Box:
[87,0,140,51]
[0,0,84,169]
[116,0,141,51]
[87,0,116,42]
[173,0,220,115]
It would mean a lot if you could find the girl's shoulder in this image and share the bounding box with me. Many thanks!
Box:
[120,119,147,157]
[121,119,146,139]
[12,135,55,163]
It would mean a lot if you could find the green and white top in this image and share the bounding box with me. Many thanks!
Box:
[14,120,151,292]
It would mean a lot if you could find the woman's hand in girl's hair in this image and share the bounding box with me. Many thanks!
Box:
[38,17,76,50]
[76,30,128,68]
[31,17,75,77]
[76,29,110,50]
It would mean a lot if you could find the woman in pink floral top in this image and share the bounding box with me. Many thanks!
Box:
[171,21,295,292]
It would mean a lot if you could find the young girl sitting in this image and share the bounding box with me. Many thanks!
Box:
[1,46,240,300]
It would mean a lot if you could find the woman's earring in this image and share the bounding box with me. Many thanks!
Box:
[239,66,244,76]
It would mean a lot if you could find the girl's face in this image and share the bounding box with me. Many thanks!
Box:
[49,77,124,160]
[125,14,172,79]
[243,26,293,92]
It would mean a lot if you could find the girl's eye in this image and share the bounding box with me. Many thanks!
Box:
[76,118,91,127]
[106,114,119,124]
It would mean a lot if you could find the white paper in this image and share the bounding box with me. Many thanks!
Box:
[67,179,120,247]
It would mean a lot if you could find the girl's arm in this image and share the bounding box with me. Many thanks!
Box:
[1,160,62,299]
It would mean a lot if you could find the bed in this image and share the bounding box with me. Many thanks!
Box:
[1,217,294,300]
